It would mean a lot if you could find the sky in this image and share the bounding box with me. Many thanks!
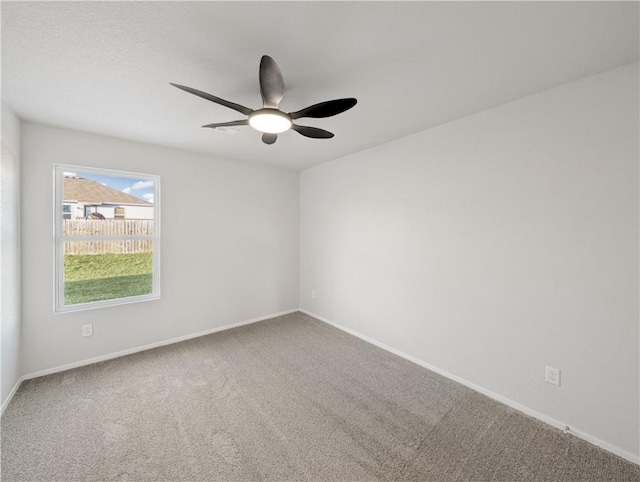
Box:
[63,170,154,203]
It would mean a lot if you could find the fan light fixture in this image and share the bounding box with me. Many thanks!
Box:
[171,55,357,145]
[249,109,292,134]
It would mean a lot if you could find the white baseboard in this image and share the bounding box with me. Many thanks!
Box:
[21,309,298,382]
[299,309,640,466]
[3,309,296,416]
[1,376,26,416]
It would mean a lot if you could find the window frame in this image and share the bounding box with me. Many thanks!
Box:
[53,164,161,313]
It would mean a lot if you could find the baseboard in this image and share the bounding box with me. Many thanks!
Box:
[299,309,640,466]
[22,309,298,381]
[1,376,26,416]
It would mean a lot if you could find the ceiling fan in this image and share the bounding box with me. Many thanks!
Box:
[171,55,357,145]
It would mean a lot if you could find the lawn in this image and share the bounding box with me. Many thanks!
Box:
[64,252,153,305]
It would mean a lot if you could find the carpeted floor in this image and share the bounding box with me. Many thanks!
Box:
[2,312,638,481]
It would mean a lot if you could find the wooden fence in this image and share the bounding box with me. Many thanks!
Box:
[63,219,154,255]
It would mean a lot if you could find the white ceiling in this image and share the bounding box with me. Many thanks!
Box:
[2,2,638,170]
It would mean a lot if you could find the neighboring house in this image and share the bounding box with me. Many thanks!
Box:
[63,176,153,220]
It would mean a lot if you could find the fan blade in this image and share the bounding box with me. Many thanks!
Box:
[262,133,277,145]
[289,98,357,120]
[202,120,248,129]
[259,55,284,109]
[170,83,253,116]
[291,124,334,139]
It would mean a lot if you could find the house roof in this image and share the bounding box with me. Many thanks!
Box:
[63,177,152,206]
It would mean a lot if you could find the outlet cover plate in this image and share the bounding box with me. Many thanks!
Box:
[545,365,560,386]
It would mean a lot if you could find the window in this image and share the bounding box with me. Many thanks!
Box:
[84,205,98,218]
[54,165,160,313]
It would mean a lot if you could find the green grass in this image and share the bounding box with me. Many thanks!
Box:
[64,252,153,305]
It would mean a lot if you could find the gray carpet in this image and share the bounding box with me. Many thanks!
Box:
[2,312,638,481]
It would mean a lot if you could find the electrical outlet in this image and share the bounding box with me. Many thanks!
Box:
[82,324,93,337]
[311,289,316,299]
[545,365,560,386]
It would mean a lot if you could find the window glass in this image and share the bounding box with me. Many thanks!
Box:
[55,165,160,312]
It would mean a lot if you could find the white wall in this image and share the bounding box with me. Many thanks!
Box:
[300,63,639,459]
[121,205,153,220]
[1,103,22,409]
[91,205,153,220]
[21,122,299,374]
